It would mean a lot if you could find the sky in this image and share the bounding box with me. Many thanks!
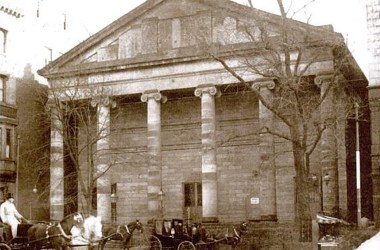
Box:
[7,0,368,83]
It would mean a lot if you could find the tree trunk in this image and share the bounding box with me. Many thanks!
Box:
[292,141,312,242]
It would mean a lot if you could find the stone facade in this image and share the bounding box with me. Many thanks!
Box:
[39,0,370,230]
[367,0,380,226]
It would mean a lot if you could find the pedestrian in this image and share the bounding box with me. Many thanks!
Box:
[0,193,26,238]
[70,220,89,250]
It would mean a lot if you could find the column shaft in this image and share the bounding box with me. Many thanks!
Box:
[96,98,111,221]
[195,86,219,222]
[316,74,339,216]
[50,105,64,220]
[141,91,165,218]
[370,96,380,226]
[253,80,277,220]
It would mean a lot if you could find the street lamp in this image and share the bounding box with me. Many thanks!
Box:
[29,185,37,220]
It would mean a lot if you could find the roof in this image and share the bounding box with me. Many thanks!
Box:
[37,0,361,81]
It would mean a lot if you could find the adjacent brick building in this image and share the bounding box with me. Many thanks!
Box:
[39,0,371,234]
[0,2,22,201]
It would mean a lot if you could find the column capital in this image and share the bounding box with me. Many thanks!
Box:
[45,101,55,112]
[194,85,221,97]
[45,98,65,112]
[314,73,334,87]
[141,90,167,103]
[91,96,116,108]
[251,79,276,91]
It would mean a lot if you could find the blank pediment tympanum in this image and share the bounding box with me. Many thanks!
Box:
[64,0,266,68]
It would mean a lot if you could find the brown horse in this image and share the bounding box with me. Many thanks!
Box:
[27,212,84,250]
[98,220,143,250]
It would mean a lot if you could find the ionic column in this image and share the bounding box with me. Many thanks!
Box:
[141,90,166,218]
[252,79,277,220]
[49,103,64,220]
[194,85,220,222]
[91,96,115,222]
[315,74,339,216]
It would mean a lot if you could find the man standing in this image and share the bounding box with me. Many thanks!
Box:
[0,193,25,238]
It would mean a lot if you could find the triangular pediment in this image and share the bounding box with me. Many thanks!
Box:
[39,0,341,77]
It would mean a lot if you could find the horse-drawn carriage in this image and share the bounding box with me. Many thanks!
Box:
[150,219,248,250]
[0,214,147,250]
[0,212,104,250]
[0,213,247,250]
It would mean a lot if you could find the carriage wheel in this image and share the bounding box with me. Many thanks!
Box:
[0,243,11,250]
[177,241,195,250]
[149,235,162,250]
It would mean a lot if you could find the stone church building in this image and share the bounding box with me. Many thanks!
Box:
[38,0,371,230]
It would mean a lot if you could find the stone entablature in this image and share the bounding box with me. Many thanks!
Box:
[48,58,336,103]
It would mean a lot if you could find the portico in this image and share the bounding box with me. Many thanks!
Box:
[39,0,370,229]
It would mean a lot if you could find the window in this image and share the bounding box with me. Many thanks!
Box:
[5,129,11,158]
[0,76,5,102]
[184,182,202,207]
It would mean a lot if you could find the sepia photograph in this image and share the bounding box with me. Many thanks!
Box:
[0,0,377,249]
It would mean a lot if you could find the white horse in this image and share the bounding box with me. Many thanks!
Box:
[70,215,102,249]
[356,231,380,250]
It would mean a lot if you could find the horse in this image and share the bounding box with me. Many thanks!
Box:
[27,212,84,250]
[69,215,102,250]
[205,222,248,249]
[98,220,143,250]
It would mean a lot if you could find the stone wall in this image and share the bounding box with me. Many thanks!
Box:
[75,91,266,222]
[74,82,358,224]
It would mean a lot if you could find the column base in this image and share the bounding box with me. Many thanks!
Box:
[50,204,64,221]
[202,217,218,223]
[260,215,278,221]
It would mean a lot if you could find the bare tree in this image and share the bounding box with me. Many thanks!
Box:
[16,67,51,220]
[48,80,122,215]
[211,0,365,241]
